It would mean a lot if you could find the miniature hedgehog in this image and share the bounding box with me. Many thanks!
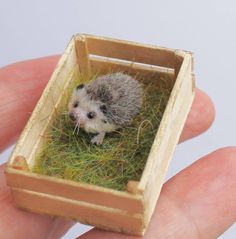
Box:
[68,72,142,145]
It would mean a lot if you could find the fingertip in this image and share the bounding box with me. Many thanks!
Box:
[180,88,215,142]
[208,146,236,176]
[212,146,236,156]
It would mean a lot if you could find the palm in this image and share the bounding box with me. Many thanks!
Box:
[0,56,235,239]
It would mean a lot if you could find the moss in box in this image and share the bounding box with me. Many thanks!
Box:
[33,72,174,191]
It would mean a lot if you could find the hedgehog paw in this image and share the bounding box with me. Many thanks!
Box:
[91,132,105,145]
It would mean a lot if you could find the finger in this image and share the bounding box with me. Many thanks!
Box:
[179,88,215,142]
[79,147,236,239]
[0,56,215,152]
[0,56,59,152]
[0,164,74,239]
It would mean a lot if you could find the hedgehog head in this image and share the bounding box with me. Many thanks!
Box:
[68,83,118,134]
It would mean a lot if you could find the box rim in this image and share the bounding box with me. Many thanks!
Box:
[6,33,193,196]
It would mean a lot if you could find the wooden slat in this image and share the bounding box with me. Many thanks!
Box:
[80,34,183,70]
[139,53,195,224]
[12,188,145,236]
[90,55,175,79]
[6,168,143,214]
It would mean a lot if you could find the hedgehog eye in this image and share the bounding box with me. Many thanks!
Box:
[76,84,85,90]
[102,119,107,124]
[100,105,107,114]
[73,101,79,108]
[87,111,96,119]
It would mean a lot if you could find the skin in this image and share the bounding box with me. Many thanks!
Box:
[0,56,235,239]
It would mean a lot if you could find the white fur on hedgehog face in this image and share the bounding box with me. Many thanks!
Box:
[68,84,118,134]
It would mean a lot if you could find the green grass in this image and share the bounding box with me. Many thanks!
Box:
[33,72,174,191]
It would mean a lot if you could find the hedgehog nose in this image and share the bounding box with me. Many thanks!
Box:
[69,113,76,121]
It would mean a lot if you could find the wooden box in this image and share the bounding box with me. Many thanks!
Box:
[5,34,195,236]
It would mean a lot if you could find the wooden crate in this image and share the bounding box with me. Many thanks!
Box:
[5,34,195,236]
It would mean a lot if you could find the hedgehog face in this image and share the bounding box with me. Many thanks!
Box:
[68,84,118,134]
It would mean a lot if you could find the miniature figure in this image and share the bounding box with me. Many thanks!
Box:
[68,72,143,145]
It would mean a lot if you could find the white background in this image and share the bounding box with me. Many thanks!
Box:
[0,0,235,238]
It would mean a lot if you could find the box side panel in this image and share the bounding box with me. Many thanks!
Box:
[139,54,195,223]
[8,37,78,169]
[6,168,143,214]
[89,55,175,80]
[80,34,182,70]
[12,188,145,236]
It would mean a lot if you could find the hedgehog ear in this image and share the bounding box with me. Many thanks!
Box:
[87,89,97,100]
[100,104,107,114]
[76,84,85,90]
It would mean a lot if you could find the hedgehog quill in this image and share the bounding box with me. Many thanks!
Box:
[68,72,143,145]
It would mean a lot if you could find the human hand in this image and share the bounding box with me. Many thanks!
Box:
[0,56,235,239]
